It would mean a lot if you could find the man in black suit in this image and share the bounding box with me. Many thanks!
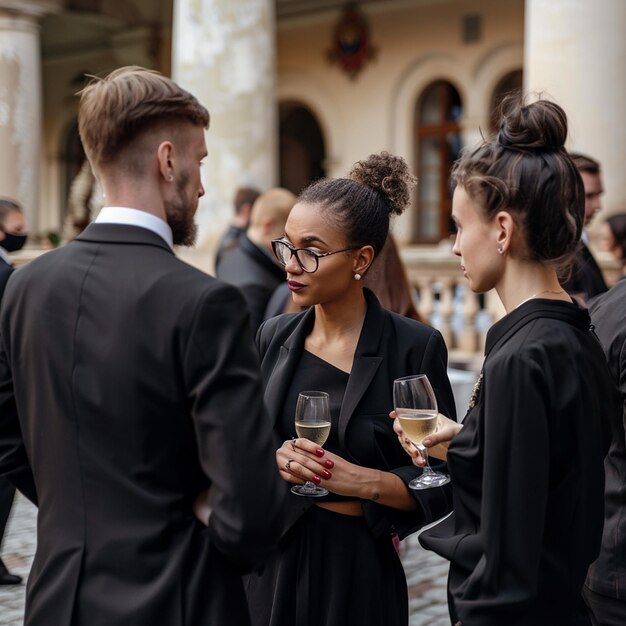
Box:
[217,187,295,332]
[0,198,27,586]
[562,152,608,303]
[214,185,261,269]
[0,67,284,626]
[584,278,626,625]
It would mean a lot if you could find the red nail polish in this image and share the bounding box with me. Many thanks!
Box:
[311,475,321,484]
[324,459,334,469]
[321,469,332,479]
[315,448,325,457]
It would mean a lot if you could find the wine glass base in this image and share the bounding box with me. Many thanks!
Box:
[291,484,329,497]
[408,473,451,490]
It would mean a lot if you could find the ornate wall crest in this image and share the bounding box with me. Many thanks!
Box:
[327,3,377,80]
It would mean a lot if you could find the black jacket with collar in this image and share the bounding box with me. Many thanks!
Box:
[216,234,285,333]
[257,288,457,540]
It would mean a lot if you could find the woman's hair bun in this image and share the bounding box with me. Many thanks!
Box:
[349,151,416,216]
[497,95,568,153]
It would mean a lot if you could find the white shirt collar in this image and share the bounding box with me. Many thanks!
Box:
[95,207,173,249]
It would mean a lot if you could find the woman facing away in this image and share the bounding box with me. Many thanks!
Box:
[393,96,618,626]
[245,152,457,626]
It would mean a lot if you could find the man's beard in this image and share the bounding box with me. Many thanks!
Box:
[166,175,198,247]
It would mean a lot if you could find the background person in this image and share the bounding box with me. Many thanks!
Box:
[246,152,457,626]
[395,97,617,626]
[583,278,626,625]
[214,185,260,269]
[0,66,284,626]
[598,212,626,268]
[217,187,296,332]
[562,152,608,302]
[0,197,27,586]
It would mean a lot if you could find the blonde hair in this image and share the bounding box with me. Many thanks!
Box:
[78,66,209,171]
[249,188,297,227]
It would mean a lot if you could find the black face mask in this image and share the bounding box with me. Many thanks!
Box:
[0,232,28,252]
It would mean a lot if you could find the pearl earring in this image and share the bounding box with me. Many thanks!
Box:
[354,273,362,281]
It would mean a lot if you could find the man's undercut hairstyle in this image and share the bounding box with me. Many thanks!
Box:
[78,66,210,171]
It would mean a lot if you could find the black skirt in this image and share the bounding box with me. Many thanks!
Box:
[245,505,408,626]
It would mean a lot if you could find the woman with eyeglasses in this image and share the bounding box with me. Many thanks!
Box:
[245,152,457,626]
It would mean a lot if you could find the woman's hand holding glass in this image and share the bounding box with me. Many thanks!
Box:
[392,374,451,489]
[276,436,334,492]
[391,412,462,466]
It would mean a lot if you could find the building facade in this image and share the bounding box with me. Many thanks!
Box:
[0,0,624,270]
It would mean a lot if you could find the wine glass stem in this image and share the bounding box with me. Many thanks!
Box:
[417,444,434,475]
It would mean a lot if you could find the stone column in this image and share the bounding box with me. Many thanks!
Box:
[172,0,277,270]
[0,1,59,229]
[524,0,626,218]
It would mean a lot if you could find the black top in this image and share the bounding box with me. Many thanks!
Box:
[280,351,355,502]
[586,277,626,600]
[420,298,617,626]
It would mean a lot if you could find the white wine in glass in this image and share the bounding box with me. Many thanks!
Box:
[291,391,331,497]
[393,375,450,490]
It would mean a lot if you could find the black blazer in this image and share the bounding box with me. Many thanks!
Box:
[0,223,285,626]
[586,278,626,601]
[420,299,617,626]
[257,288,456,539]
[216,234,285,333]
[0,256,12,300]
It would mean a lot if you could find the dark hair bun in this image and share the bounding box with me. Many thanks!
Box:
[349,151,416,216]
[497,96,568,152]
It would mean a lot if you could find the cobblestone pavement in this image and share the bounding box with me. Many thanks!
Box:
[0,494,450,626]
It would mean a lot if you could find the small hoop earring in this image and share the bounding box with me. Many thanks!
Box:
[354,273,362,281]
[497,246,504,255]
[167,175,174,182]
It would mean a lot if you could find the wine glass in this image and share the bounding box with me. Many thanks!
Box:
[393,374,450,490]
[291,391,331,497]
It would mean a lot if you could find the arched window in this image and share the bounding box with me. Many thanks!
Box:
[490,69,523,134]
[279,102,326,195]
[414,80,462,243]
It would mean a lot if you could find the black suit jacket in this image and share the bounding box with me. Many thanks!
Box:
[257,289,456,540]
[0,256,15,549]
[0,223,285,626]
[562,241,608,301]
[586,278,626,600]
[216,235,285,333]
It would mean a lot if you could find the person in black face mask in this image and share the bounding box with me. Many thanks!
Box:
[0,197,27,585]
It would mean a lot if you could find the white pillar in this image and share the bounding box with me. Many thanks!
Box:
[172,0,277,269]
[524,0,626,218]
[0,1,59,228]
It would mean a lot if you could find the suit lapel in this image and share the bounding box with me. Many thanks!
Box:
[338,290,384,449]
[263,308,315,426]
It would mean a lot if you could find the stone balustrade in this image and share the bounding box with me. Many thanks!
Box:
[401,243,623,370]
[9,242,623,373]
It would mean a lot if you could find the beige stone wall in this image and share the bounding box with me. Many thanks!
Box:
[277,0,524,243]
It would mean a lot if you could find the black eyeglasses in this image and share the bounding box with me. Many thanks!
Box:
[271,239,359,273]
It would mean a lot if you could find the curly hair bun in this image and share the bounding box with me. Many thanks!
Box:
[349,151,416,216]
[497,96,568,153]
